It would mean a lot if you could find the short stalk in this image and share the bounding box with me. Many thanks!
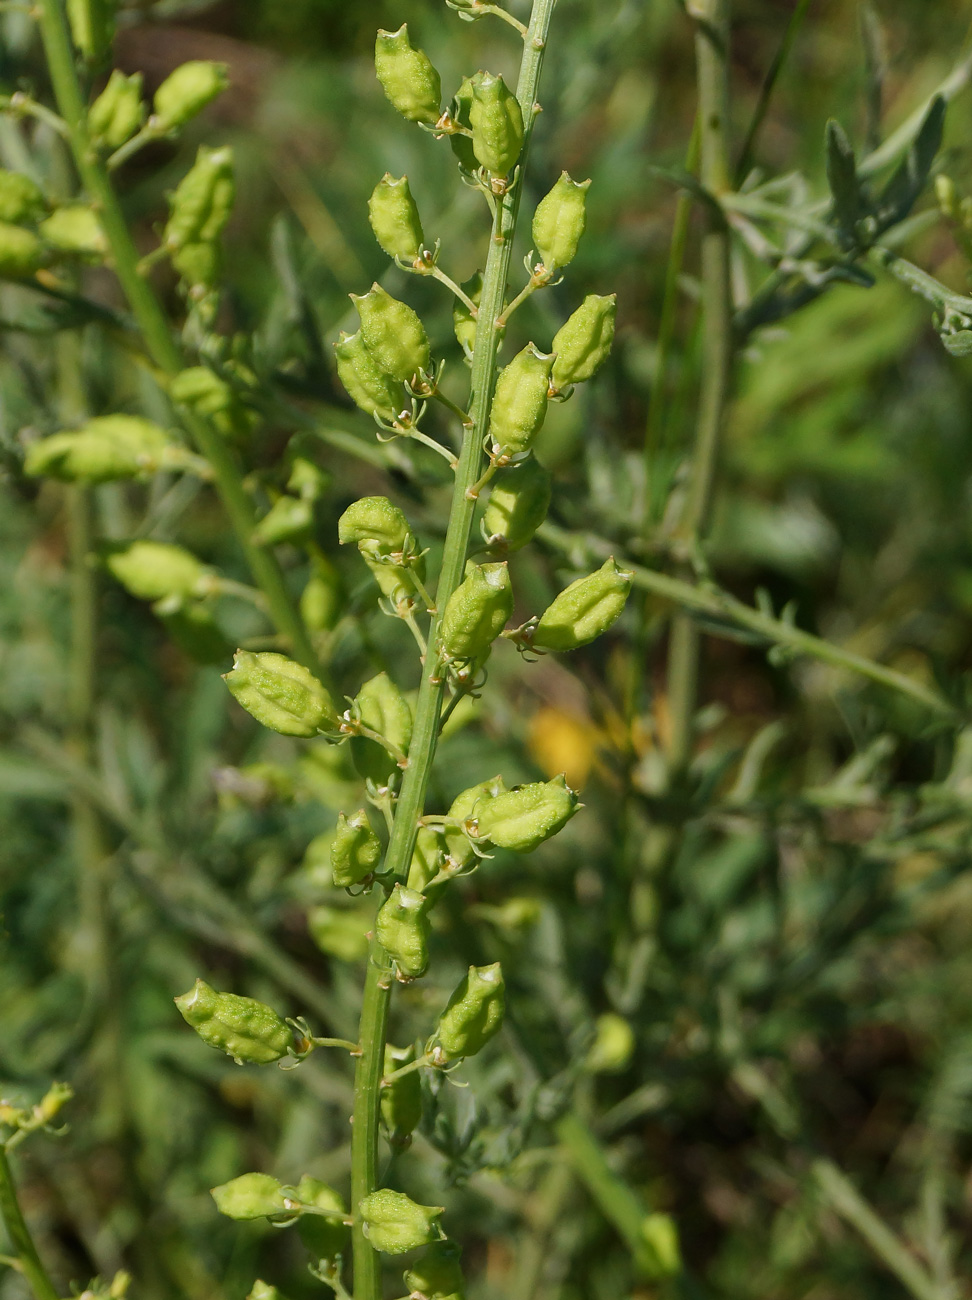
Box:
[0,1146,60,1300]
[381,1054,433,1086]
[430,389,473,429]
[310,1037,360,1053]
[497,276,542,327]
[430,265,480,314]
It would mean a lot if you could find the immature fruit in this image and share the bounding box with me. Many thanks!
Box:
[337,496,411,554]
[351,671,413,786]
[433,963,505,1062]
[381,1043,423,1146]
[473,775,579,852]
[0,223,46,279]
[444,774,507,869]
[448,77,478,173]
[531,557,632,651]
[404,1240,466,1300]
[153,61,229,133]
[334,330,403,420]
[374,25,442,125]
[487,344,554,457]
[359,1189,443,1255]
[352,283,430,382]
[105,540,206,603]
[300,558,343,633]
[211,1173,293,1220]
[438,562,513,661]
[171,240,221,289]
[159,603,231,665]
[88,70,145,150]
[252,496,314,547]
[295,1176,348,1263]
[375,884,430,979]
[330,810,382,888]
[551,294,617,391]
[307,906,370,962]
[223,650,338,737]
[24,415,177,484]
[483,456,552,553]
[532,172,591,272]
[453,269,482,356]
[163,146,235,250]
[40,206,107,258]
[407,827,444,893]
[175,978,294,1064]
[368,174,424,261]
[585,1012,635,1074]
[469,71,523,177]
[170,366,243,434]
[0,170,46,224]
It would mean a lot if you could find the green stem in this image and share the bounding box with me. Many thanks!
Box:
[348,6,557,1297]
[35,0,321,678]
[733,0,811,185]
[0,1147,60,1300]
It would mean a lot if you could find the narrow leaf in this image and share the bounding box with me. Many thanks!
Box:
[825,118,864,248]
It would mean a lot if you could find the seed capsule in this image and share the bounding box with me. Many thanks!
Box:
[0,222,46,279]
[359,1189,444,1255]
[24,415,177,484]
[308,905,370,962]
[170,366,242,433]
[550,294,617,391]
[223,650,338,737]
[352,283,430,382]
[375,884,430,979]
[163,146,235,251]
[531,557,632,651]
[404,1241,466,1300]
[171,240,221,289]
[444,774,507,868]
[153,61,229,133]
[248,1281,283,1300]
[301,557,343,633]
[66,0,112,61]
[532,172,591,273]
[473,775,579,852]
[351,671,413,786]
[483,456,552,554]
[368,174,424,262]
[433,963,505,1062]
[252,496,314,547]
[374,25,442,125]
[330,810,382,887]
[469,71,523,178]
[334,331,403,420]
[0,170,46,224]
[296,1175,348,1263]
[585,1012,635,1074]
[211,1173,293,1221]
[448,77,478,173]
[337,496,411,554]
[175,978,294,1064]
[453,269,482,357]
[487,344,554,457]
[381,1043,423,1146]
[40,206,107,259]
[88,70,145,150]
[438,562,513,661]
[106,540,206,603]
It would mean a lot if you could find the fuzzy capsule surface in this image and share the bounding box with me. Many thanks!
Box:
[0,222,46,279]
[337,496,411,554]
[223,650,337,737]
[483,456,552,553]
[0,169,47,224]
[163,146,235,251]
[404,1240,466,1300]
[88,70,145,150]
[368,174,424,261]
[433,963,505,1062]
[176,978,293,1064]
[487,344,554,457]
[359,1188,443,1255]
[351,671,413,785]
[295,1175,348,1263]
[374,25,441,124]
[40,206,107,258]
[448,77,478,173]
[444,774,507,868]
[380,1043,423,1145]
[106,540,206,603]
[153,60,229,133]
[375,884,430,979]
[211,1173,292,1220]
[24,415,176,484]
[532,172,591,272]
[170,367,243,434]
[469,71,524,178]
[352,283,430,382]
[551,294,617,390]
[532,556,632,652]
[334,330,403,421]
[473,775,579,852]
[171,240,221,289]
[330,810,382,887]
[438,562,513,661]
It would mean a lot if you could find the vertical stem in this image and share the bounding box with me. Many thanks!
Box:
[665,0,733,774]
[35,0,321,678]
[0,1146,60,1300]
[349,5,558,1298]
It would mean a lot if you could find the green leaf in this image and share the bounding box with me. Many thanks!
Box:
[874,94,946,234]
[825,119,864,248]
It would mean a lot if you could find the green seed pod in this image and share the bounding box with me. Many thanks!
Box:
[375,884,430,979]
[0,170,47,225]
[252,496,314,547]
[381,1043,423,1145]
[482,456,552,554]
[469,71,524,178]
[360,550,423,605]
[300,558,343,633]
[532,172,591,273]
[88,70,145,150]
[585,1012,635,1074]
[223,650,338,737]
[407,826,444,892]
[0,222,46,279]
[433,963,505,1062]
[338,496,411,554]
[163,146,235,251]
[351,671,413,786]
[211,1173,293,1221]
[473,775,579,852]
[295,1176,348,1263]
[106,540,207,603]
[331,810,382,888]
[487,344,554,458]
[40,205,107,259]
[438,562,513,661]
[404,1240,466,1300]
[170,366,244,434]
[368,174,424,262]
[66,0,113,62]
[444,774,507,868]
[352,283,430,383]
[453,269,482,357]
[550,294,617,391]
[153,61,229,133]
[374,25,441,125]
[359,1188,443,1256]
[175,978,294,1064]
[24,415,176,484]
[307,905,370,962]
[531,556,632,651]
[159,602,231,665]
[640,1213,682,1277]
[248,1281,285,1300]
[334,330,403,420]
[171,240,221,289]
[448,77,478,173]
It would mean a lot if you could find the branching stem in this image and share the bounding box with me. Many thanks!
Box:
[0,1147,60,1300]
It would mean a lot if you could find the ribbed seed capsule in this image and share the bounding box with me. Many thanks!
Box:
[483,456,552,553]
[380,1044,423,1146]
[23,415,178,484]
[296,1176,348,1263]
[448,77,478,172]
[211,1173,292,1220]
[171,240,220,289]
[153,61,229,133]
[175,979,294,1064]
[351,672,413,786]
[368,174,424,261]
[488,344,554,457]
[407,826,444,892]
[432,963,505,1062]
[359,1189,444,1255]
[40,206,107,258]
[404,1241,466,1300]
[473,775,579,852]
[0,223,46,279]
[334,331,403,421]
[223,650,338,737]
[170,366,244,436]
[445,774,507,869]
[352,283,430,382]
[532,172,591,272]
[453,269,482,357]
[337,496,411,554]
[163,146,235,250]
[469,71,524,178]
[532,557,632,651]
[88,70,145,150]
[330,811,382,887]
[300,558,343,633]
[551,294,617,391]
[106,540,206,603]
[438,562,513,661]
[252,496,313,547]
[375,884,430,979]
[374,25,442,125]
[0,170,47,224]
